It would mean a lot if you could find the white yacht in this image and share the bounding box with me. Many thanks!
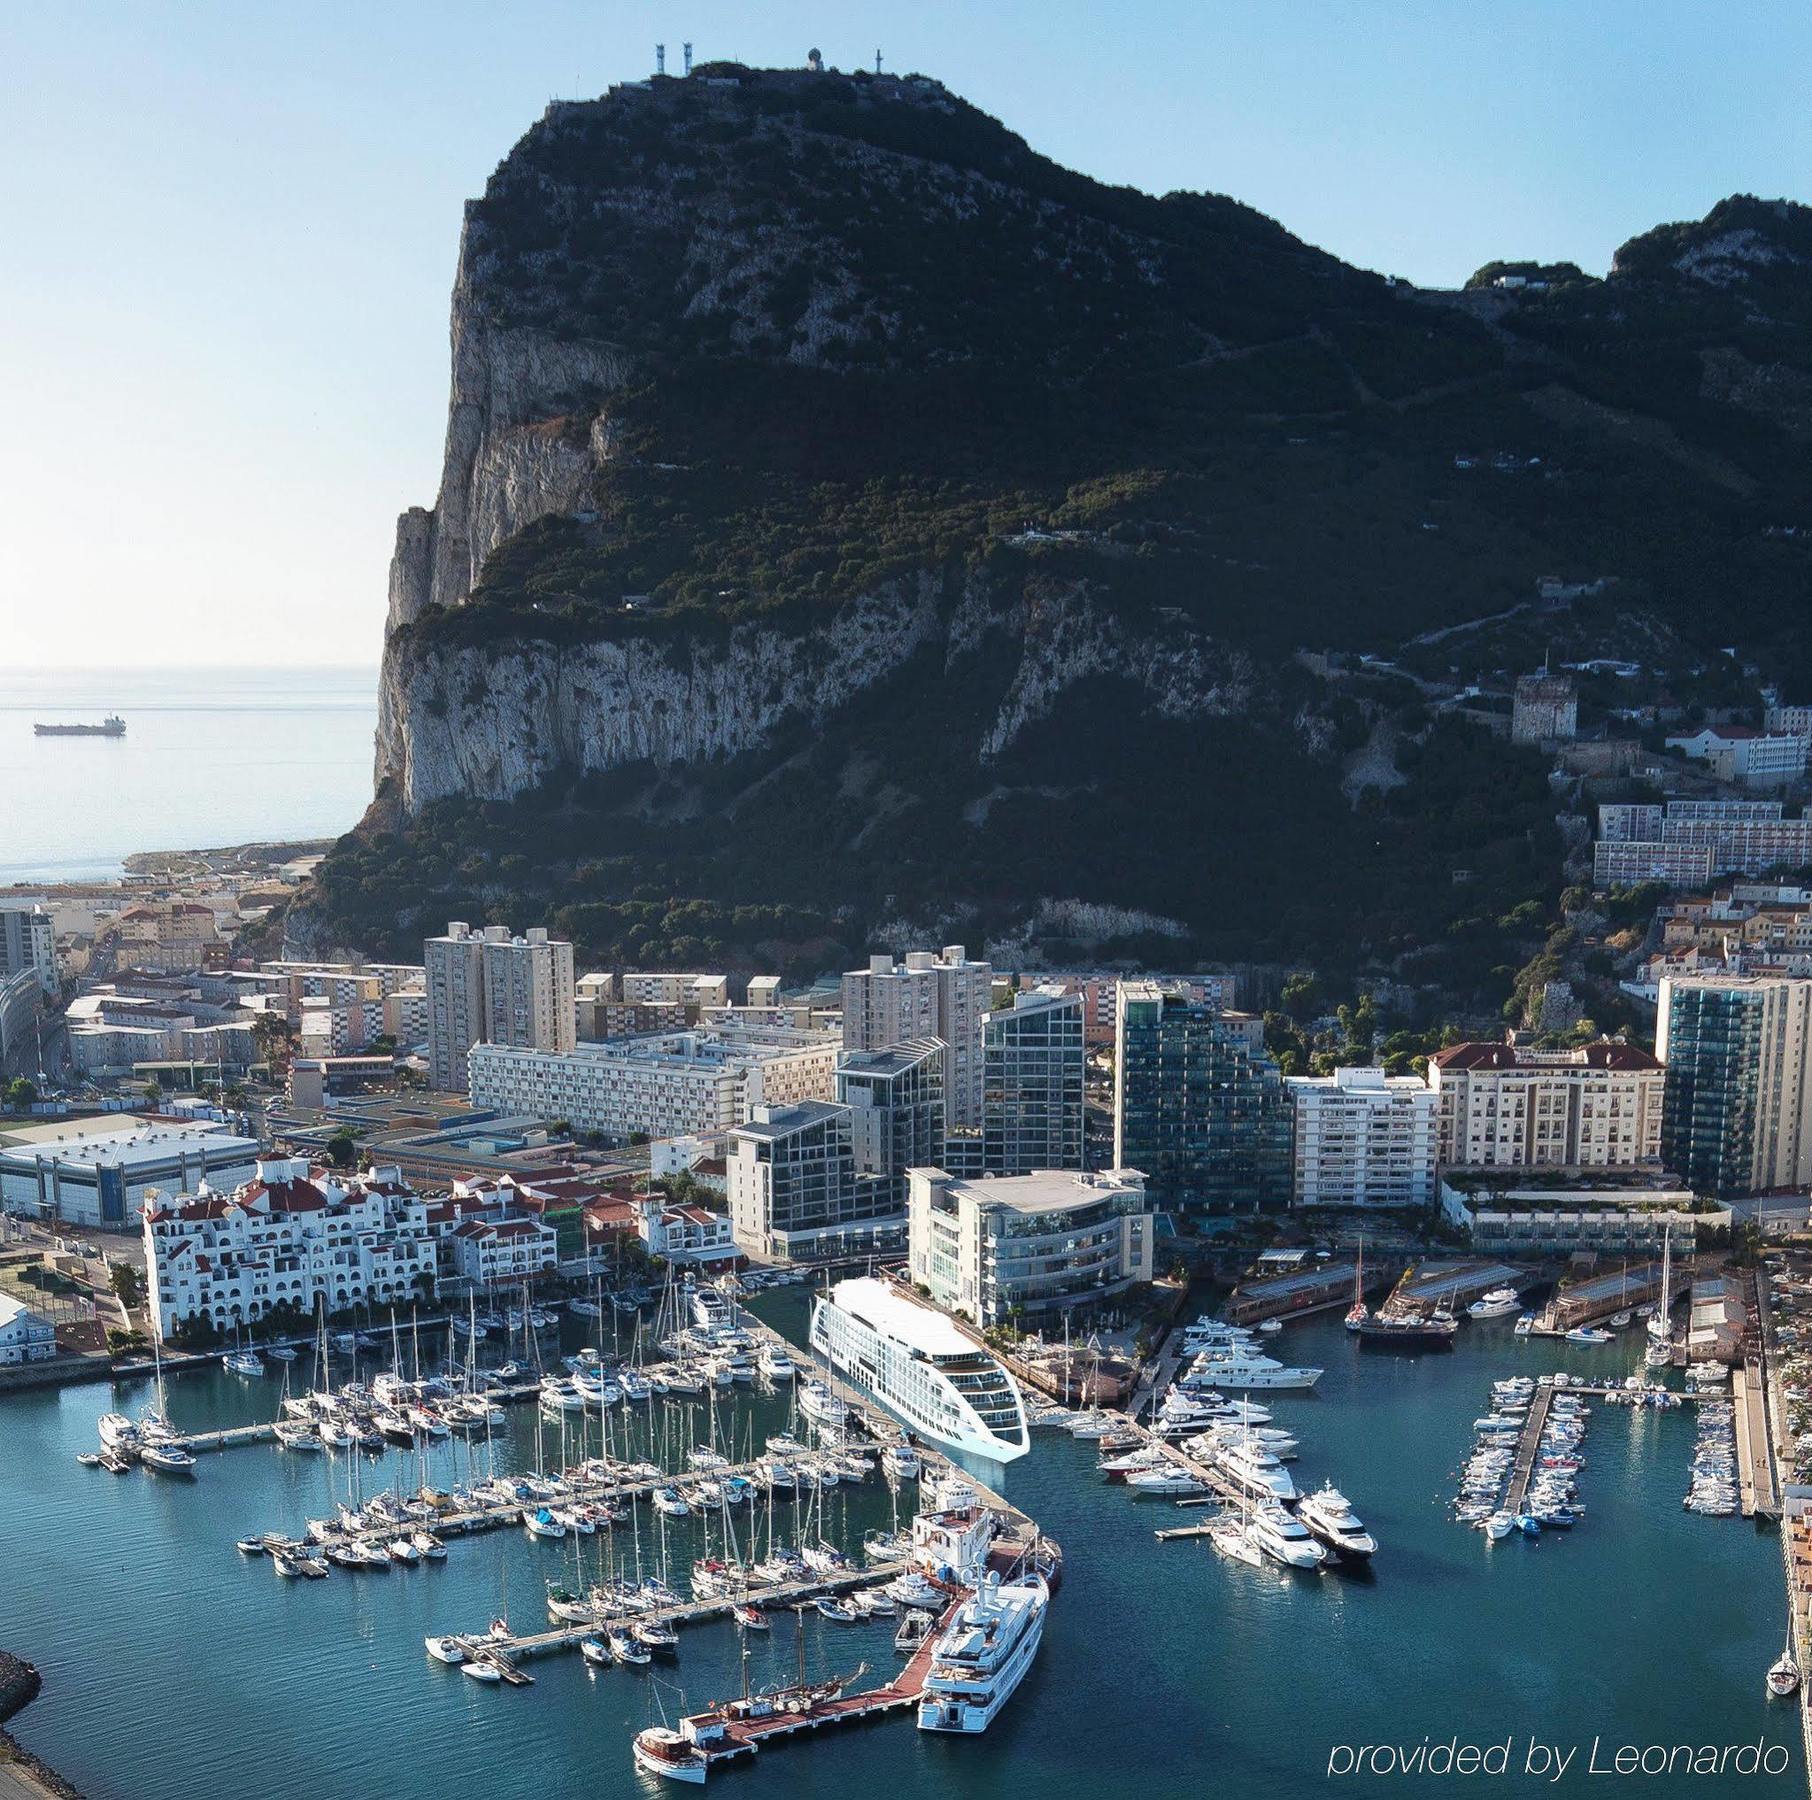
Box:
[1468,1287,1521,1320]
[1211,1434,1299,1503]
[796,1379,850,1431]
[758,1341,795,1382]
[917,1568,1049,1733]
[1188,1349,1322,1391]
[1247,1503,1327,1570]
[810,1277,1030,1464]
[1297,1483,1377,1559]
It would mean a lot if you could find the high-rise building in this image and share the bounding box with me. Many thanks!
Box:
[1426,1041,1665,1171]
[425,921,574,1092]
[841,946,993,1127]
[727,1099,901,1259]
[1112,983,1291,1210]
[836,1038,945,1208]
[1286,1066,1438,1208]
[482,928,575,1058]
[1657,973,1812,1196]
[979,987,1085,1176]
[0,905,56,998]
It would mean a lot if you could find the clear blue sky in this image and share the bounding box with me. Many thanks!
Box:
[4,1,1806,668]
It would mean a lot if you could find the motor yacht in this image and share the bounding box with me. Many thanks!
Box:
[1247,1503,1328,1570]
[916,1569,1048,1733]
[1297,1483,1377,1559]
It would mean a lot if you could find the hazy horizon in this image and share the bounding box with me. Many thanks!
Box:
[6,0,1808,670]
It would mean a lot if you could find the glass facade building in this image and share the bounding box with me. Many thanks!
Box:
[1112,983,1291,1210]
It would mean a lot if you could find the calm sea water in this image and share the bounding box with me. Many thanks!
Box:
[0,1298,1797,1800]
[0,667,378,884]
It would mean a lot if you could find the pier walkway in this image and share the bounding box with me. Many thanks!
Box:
[1501,1385,1555,1516]
[462,1562,909,1664]
[1733,1363,1780,1521]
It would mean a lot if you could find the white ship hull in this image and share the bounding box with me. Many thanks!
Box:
[917,1574,1048,1732]
[811,1280,1029,1464]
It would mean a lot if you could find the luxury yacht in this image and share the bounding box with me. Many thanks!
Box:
[1211,1434,1299,1504]
[1297,1483,1377,1559]
[810,1277,1030,1463]
[1247,1503,1328,1570]
[917,1569,1049,1733]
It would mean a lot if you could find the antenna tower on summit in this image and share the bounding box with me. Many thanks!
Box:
[655,42,665,75]
[875,49,883,74]
[683,42,693,74]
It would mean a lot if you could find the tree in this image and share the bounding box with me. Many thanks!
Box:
[141,1081,164,1108]
[4,1076,37,1111]
[110,1264,145,1310]
[325,1131,357,1169]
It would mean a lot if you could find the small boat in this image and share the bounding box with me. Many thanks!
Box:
[76,1452,102,1469]
[1609,1309,1632,1329]
[652,1486,691,1518]
[1769,1643,1801,1699]
[387,1537,421,1564]
[413,1530,447,1559]
[733,1602,769,1630]
[523,1507,567,1540]
[580,1634,613,1667]
[1513,1314,1534,1337]
[1565,1326,1613,1345]
[425,1636,467,1665]
[223,1349,265,1378]
[141,1443,197,1476]
[814,1595,858,1622]
[267,1344,299,1362]
[1257,1317,1283,1334]
[608,1626,651,1666]
[460,1658,504,1683]
[632,1619,679,1654]
[1484,1512,1515,1542]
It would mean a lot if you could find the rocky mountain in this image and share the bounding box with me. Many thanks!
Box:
[300,65,1812,1001]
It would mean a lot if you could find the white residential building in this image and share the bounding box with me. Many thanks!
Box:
[1286,1066,1438,1208]
[467,1025,838,1141]
[0,1294,57,1364]
[0,904,56,997]
[444,1213,559,1290]
[842,946,993,1128]
[1,1120,261,1230]
[637,1194,737,1265]
[907,1166,1153,1328]
[140,1159,439,1340]
[1426,1041,1665,1171]
[1666,725,1808,789]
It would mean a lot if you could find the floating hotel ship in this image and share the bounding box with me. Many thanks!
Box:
[809,1277,1030,1463]
[34,714,125,736]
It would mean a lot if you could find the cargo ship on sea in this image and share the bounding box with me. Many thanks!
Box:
[33,715,125,737]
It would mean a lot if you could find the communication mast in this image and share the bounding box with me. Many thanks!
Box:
[683,42,693,74]
[875,49,883,74]
[655,42,665,75]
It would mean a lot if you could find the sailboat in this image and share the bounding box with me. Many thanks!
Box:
[1768,1637,1801,1699]
[1345,1239,1368,1331]
[1647,1228,1674,1343]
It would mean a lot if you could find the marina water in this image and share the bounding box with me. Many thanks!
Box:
[0,666,377,884]
[0,1296,1797,1798]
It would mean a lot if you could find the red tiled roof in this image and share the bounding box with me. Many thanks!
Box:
[1429,1040,1662,1073]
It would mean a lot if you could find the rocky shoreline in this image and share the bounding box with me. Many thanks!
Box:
[0,1653,82,1799]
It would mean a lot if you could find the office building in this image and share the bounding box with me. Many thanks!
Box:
[841,946,993,1127]
[727,1099,900,1260]
[1426,1041,1665,1171]
[1112,983,1290,1210]
[468,1024,837,1142]
[0,1120,261,1230]
[1657,973,1812,1196]
[425,921,574,1091]
[978,987,1085,1176]
[907,1167,1153,1328]
[836,1038,945,1206]
[1286,1066,1438,1208]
